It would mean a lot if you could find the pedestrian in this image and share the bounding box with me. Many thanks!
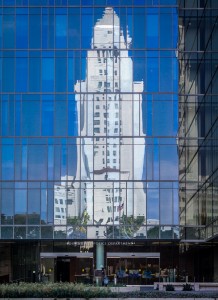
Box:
[101,267,105,286]
[103,275,109,287]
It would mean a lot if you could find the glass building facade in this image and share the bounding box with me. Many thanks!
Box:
[179,0,218,281]
[0,0,182,283]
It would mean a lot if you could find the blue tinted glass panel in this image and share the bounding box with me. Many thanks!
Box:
[48,12,55,48]
[145,95,152,135]
[2,189,14,224]
[0,15,2,48]
[93,0,106,4]
[55,57,67,92]
[15,97,21,135]
[147,58,158,91]
[160,12,172,48]
[42,58,54,91]
[3,14,15,48]
[2,145,14,180]
[42,98,54,136]
[55,100,67,135]
[82,0,92,5]
[147,189,159,220]
[22,145,27,180]
[68,0,80,4]
[47,189,54,223]
[160,145,178,180]
[68,57,74,92]
[2,58,15,92]
[61,143,67,177]
[72,52,81,82]
[0,56,2,93]
[29,58,41,92]
[67,144,77,176]
[28,189,40,224]
[28,145,47,180]
[146,14,158,48]
[2,99,8,136]
[172,10,178,48]
[42,14,48,48]
[160,57,172,92]
[82,8,93,48]
[68,9,81,49]
[173,58,178,92]
[133,8,145,48]
[16,57,28,92]
[22,101,40,136]
[160,0,177,4]
[14,145,21,180]
[146,144,154,180]
[153,142,159,180]
[153,101,173,136]
[133,0,147,5]
[68,99,77,136]
[29,13,41,48]
[8,95,15,136]
[133,57,146,82]
[29,0,43,5]
[48,145,54,180]
[16,14,28,48]
[15,189,27,214]
[55,15,67,48]
[54,145,61,179]
[41,189,47,223]
[3,0,15,5]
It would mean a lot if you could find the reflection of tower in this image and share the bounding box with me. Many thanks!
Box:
[74,7,146,237]
[54,176,76,227]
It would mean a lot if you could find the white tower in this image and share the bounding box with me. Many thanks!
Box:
[73,7,146,238]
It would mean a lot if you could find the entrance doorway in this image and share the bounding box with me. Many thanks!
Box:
[106,252,160,285]
[40,251,160,284]
[56,257,70,282]
[40,253,93,283]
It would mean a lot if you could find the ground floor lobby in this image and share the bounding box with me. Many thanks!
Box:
[0,240,217,284]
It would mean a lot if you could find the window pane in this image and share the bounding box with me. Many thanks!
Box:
[16,14,28,48]
[28,145,47,180]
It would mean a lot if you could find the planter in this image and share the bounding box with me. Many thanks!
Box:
[0,298,217,300]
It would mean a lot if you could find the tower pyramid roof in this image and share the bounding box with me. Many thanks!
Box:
[96,7,120,27]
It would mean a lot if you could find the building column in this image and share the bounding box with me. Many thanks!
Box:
[214,244,218,281]
[96,243,105,270]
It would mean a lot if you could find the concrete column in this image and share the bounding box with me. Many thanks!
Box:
[214,245,218,281]
[96,243,105,270]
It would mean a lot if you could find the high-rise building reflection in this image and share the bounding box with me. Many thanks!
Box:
[72,7,146,239]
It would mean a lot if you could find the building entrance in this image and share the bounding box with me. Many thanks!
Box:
[40,253,93,283]
[106,252,160,285]
[40,251,160,284]
[3,240,179,283]
[56,257,70,282]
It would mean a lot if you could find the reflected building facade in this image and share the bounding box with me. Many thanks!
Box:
[179,0,218,281]
[0,1,179,283]
[73,7,146,239]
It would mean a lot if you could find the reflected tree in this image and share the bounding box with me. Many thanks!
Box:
[147,226,159,238]
[66,209,90,238]
[107,215,145,239]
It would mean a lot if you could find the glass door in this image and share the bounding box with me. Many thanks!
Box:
[106,253,160,285]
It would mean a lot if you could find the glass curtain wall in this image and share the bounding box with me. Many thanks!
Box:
[0,0,178,240]
[179,0,218,241]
